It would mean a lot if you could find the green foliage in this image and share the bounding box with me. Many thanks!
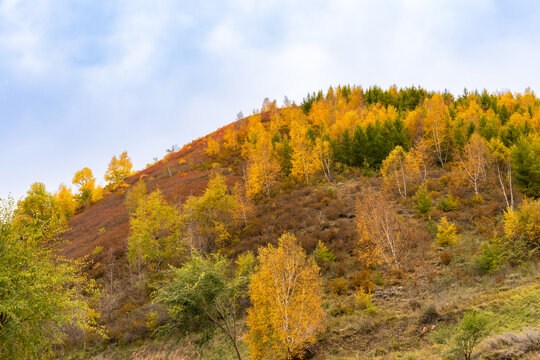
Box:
[0,198,100,359]
[125,179,147,214]
[450,311,490,360]
[235,251,256,277]
[314,240,336,265]
[473,242,501,274]
[511,135,540,198]
[414,185,432,216]
[363,85,427,111]
[12,182,65,242]
[437,194,459,212]
[181,174,237,251]
[127,189,182,273]
[435,217,460,247]
[354,290,377,315]
[154,253,247,359]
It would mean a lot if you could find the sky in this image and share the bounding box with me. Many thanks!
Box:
[1,0,539,200]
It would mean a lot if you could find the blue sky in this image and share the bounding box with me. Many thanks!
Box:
[1,0,539,200]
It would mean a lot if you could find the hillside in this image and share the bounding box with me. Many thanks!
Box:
[3,86,539,360]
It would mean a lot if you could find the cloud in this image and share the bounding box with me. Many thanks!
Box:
[1,0,539,200]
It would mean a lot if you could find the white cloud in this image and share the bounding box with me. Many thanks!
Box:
[1,0,540,200]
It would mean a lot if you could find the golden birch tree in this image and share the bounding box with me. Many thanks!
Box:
[246,233,325,360]
[381,146,409,198]
[290,119,322,184]
[244,121,281,198]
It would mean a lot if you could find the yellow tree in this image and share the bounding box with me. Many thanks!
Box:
[290,118,322,184]
[244,121,281,198]
[53,184,77,219]
[127,189,182,275]
[381,146,408,198]
[424,94,451,166]
[181,174,237,251]
[72,167,97,206]
[246,233,325,360]
[406,139,433,184]
[488,138,514,209]
[456,134,489,196]
[206,137,221,157]
[315,137,333,181]
[223,127,238,151]
[104,151,133,188]
[356,189,412,270]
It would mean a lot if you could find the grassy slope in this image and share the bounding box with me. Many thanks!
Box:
[58,118,539,359]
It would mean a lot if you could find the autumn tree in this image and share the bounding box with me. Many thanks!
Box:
[232,182,253,227]
[181,174,237,251]
[424,94,452,166]
[124,178,147,214]
[104,151,133,188]
[407,139,433,184]
[155,253,248,360]
[290,118,322,184]
[247,233,325,360]
[243,120,281,198]
[127,189,182,276]
[54,184,77,219]
[0,198,100,359]
[206,137,221,157]
[72,167,101,206]
[455,134,489,196]
[12,183,64,242]
[381,146,409,198]
[488,138,514,209]
[315,136,333,181]
[356,189,413,270]
[223,127,238,151]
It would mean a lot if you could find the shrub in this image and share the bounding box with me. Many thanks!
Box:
[435,217,460,247]
[481,330,540,359]
[354,290,377,315]
[473,242,500,274]
[349,268,374,293]
[414,185,432,216]
[328,277,348,296]
[438,194,459,212]
[439,250,453,265]
[450,311,490,360]
[314,241,336,266]
[419,303,439,324]
[499,199,540,264]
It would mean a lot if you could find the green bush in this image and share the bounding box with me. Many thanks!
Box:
[473,242,500,274]
[354,290,377,315]
[437,194,459,212]
[414,185,432,216]
[314,241,336,265]
[450,311,490,360]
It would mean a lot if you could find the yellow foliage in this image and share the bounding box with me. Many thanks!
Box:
[244,121,281,198]
[54,184,77,219]
[104,151,133,188]
[223,127,238,151]
[246,233,325,360]
[290,119,322,184]
[435,217,460,247]
[206,137,220,157]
